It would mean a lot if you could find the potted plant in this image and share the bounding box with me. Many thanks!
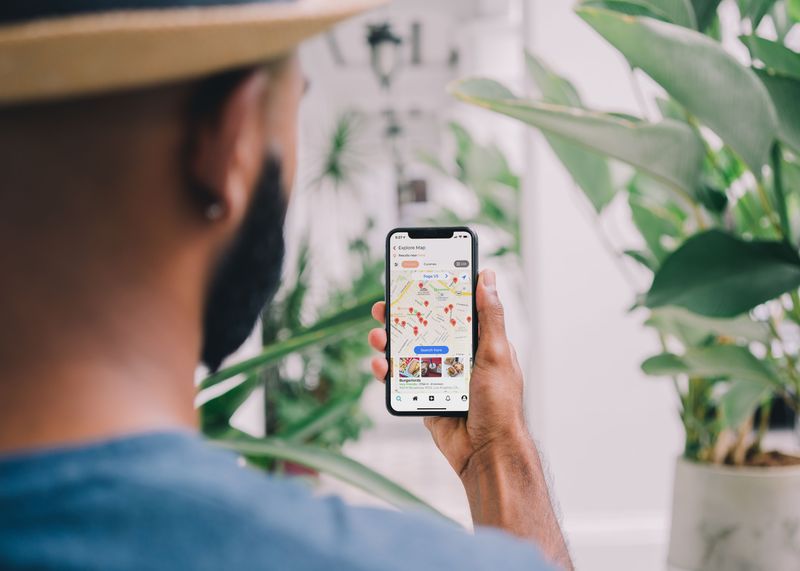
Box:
[451,0,800,568]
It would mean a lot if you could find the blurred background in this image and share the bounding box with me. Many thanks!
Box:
[197,1,800,569]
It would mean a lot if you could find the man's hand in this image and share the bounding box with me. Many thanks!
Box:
[369,269,526,476]
[368,270,573,570]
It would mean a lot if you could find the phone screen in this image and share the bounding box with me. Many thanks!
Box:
[386,228,476,415]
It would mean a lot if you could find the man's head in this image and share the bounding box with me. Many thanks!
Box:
[185,61,304,372]
[0,0,383,451]
[0,54,305,375]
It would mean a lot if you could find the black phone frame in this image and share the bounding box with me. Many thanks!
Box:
[384,226,478,417]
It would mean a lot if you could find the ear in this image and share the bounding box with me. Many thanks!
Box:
[189,70,269,230]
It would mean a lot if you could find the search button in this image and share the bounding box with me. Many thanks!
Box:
[414,346,449,355]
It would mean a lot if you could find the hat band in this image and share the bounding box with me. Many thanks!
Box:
[1,0,290,25]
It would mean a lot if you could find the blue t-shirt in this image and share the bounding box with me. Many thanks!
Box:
[0,431,552,570]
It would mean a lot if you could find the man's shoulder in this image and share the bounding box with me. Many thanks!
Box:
[132,434,553,571]
[0,431,552,571]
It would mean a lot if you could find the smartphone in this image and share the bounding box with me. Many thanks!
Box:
[385,227,478,417]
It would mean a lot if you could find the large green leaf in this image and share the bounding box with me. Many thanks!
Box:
[755,71,800,153]
[525,53,616,211]
[449,77,704,193]
[645,229,800,316]
[635,0,698,27]
[719,379,771,428]
[641,345,780,386]
[582,0,698,27]
[646,306,771,345]
[212,436,456,523]
[642,352,690,375]
[593,0,677,21]
[200,295,380,391]
[583,1,669,21]
[691,0,723,30]
[577,6,778,172]
[791,0,800,20]
[742,36,800,80]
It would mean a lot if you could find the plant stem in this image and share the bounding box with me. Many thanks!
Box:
[790,291,800,325]
[738,197,760,233]
[771,142,791,243]
[686,112,782,237]
[659,332,685,406]
[754,399,771,453]
[692,202,708,230]
[756,180,785,238]
[701,141,760,233]
[679,114,717,230]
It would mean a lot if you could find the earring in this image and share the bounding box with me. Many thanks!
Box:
[205,201,225,221]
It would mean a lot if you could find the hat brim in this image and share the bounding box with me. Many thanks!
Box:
[0,0,386,105]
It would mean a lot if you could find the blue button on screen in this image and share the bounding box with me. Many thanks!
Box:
[414,345,449,355]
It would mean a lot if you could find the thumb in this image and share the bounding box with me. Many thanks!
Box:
[475,270,509,361]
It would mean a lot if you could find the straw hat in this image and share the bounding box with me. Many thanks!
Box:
[0,0,386,105]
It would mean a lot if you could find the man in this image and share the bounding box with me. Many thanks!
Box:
[0,1,572,569]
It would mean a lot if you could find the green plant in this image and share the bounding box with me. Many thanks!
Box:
[262,238,381,449]
[198,109,451,517]
[451,0,800,466]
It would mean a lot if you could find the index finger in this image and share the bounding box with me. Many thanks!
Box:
[371,301,386,325]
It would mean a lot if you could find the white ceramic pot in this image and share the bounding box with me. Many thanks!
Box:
[668,457,800,571]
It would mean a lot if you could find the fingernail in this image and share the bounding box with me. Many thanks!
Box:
[483,269,496,289]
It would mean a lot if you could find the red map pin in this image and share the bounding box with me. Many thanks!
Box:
[408,307,413,313]
[394,317,399,324]
[423,300,429,307]
[401,321,406,327]
[418,282,423,288]
[444,307,449,314]
[450,319,456,326]
[453,277,458,283]
[466,316,472,323]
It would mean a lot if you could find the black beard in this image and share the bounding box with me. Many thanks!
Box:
[201,157,287,372]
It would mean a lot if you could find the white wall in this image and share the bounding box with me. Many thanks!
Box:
[522,1,683,569]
